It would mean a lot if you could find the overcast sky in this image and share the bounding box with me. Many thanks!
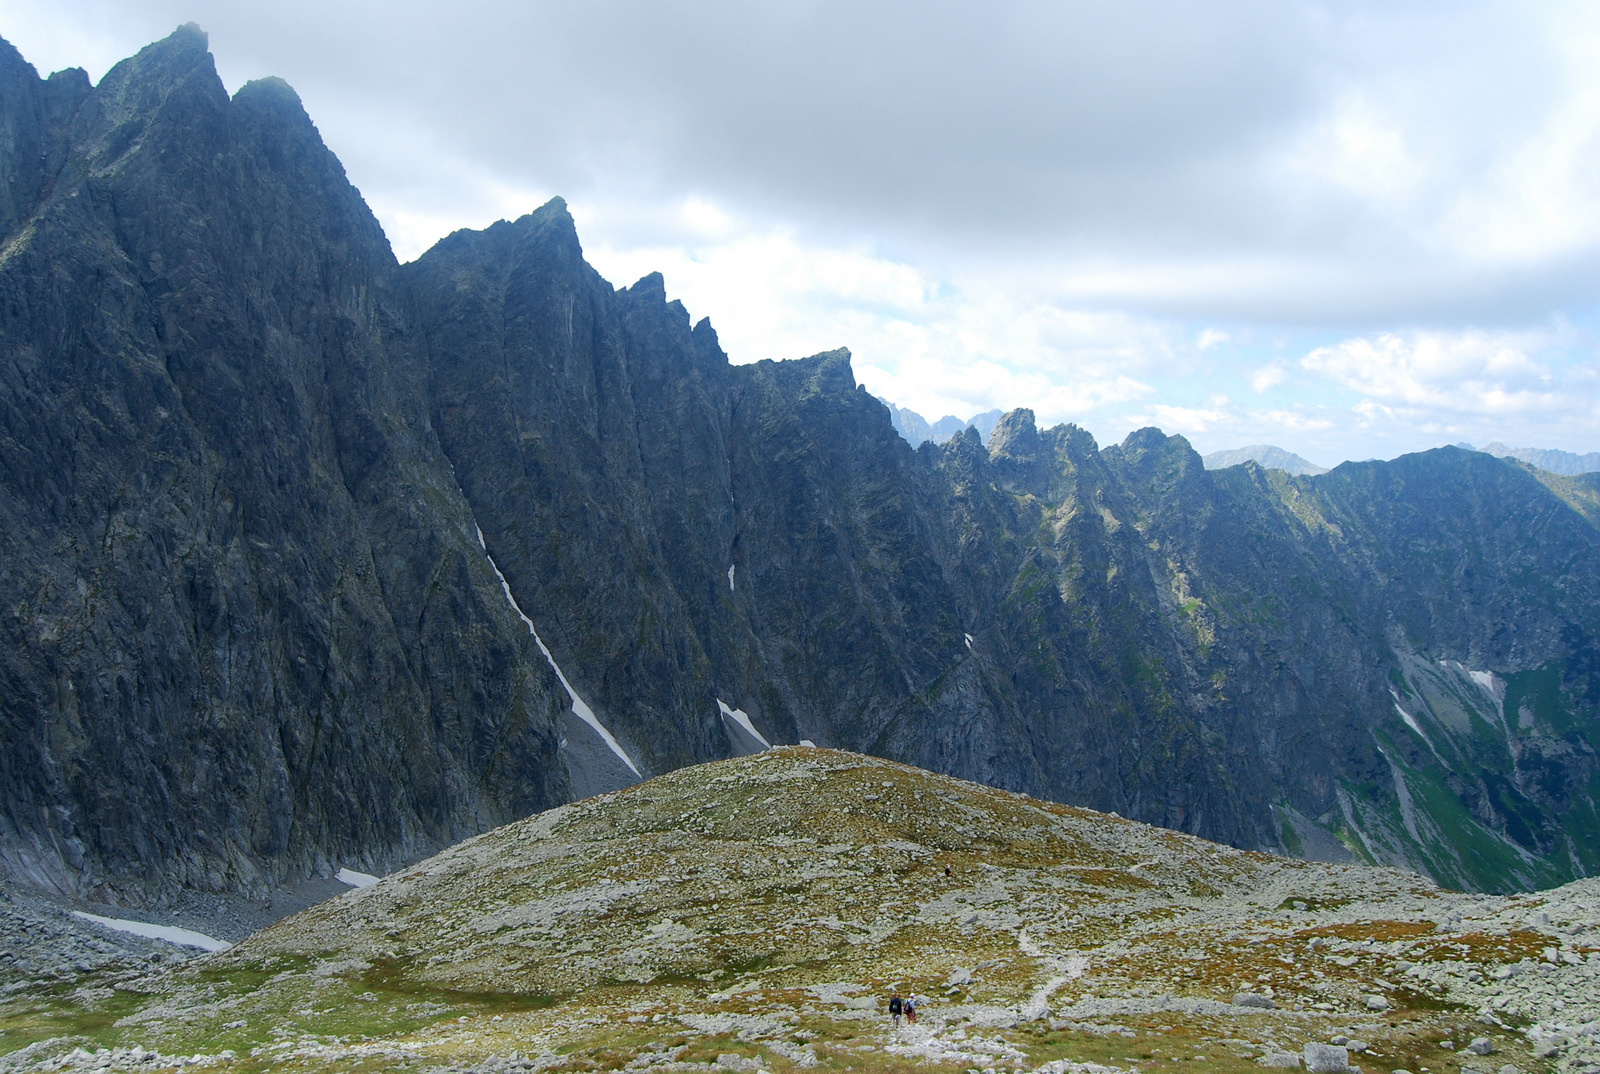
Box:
[5,0,1599,465]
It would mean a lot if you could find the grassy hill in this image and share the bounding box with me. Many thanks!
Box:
[3,749,1596,1072]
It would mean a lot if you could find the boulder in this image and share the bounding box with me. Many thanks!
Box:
[1304,1044,1350,1074]
[1234,993,1278,1009]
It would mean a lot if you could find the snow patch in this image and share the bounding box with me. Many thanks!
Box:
[728,564,735,592]
[477,526,641,777]
[964,633,974,649]
[1394,700,1425,739]
[72,911,230,952]
[1441,659,1504,703]
[1391,689,1448,767]
[800,739,816,747]
[717,699,771,749]
[336,868,379,888]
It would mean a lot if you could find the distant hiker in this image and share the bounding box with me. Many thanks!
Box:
[904,994,918,1024]
[889,993,903,1026]
[944,863,952,878]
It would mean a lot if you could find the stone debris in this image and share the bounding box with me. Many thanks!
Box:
[0,1042,241,1072]
[1032,1061,1131,1074]
[883,1022,1032,1068]
[1259,1052,1303,1067]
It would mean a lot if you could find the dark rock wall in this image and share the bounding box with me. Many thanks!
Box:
[0,28,568,904]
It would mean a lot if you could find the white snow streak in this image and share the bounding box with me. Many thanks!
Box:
[728,564,736,592]
[717,699,771,748]
[476,526,641,777]
[964,633,974,649]
[1394,699,1426,739]
[72,911,230,952]
[1391,690,1446,766]
[336,868,379,888]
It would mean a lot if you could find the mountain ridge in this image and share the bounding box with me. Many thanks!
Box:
[1464,442,1600,477]
[0,28,1597,909]
[1202,445,1328,476]
[877,398,1004,447]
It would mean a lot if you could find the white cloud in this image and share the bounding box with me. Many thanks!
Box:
[583,211,1180,427]
[1300,330,1567,415]
[1292,93,1425,207]
[1435,6,1600,262]
[1127,403,1237,435]
[1257,408,1334,432]
[1250,362,1290,393]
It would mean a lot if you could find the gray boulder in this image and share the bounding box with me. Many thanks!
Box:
[1304,1044,1350,1073]
[1234,992,1277,1009]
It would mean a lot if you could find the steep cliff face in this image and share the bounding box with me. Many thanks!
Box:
[405,209,752,790]
[0,28,570,905]
[405,190,1600,891]
[1,29,1596,905]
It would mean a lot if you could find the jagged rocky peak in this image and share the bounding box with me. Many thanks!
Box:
[748,345,857,396]
[987,406,1042,458]
[987,408,1055,499]
[1103,426,1209,498]
[985,409,1102,501]
[1203,444,1329,476]
[424,195,584,269]
[0,38,89,238]
[627,269,668,298]
[805,345,857,393]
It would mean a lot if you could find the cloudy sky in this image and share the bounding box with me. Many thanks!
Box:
[5,0,1599,465]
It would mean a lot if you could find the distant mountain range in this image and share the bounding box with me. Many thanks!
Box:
[1461,442,1600,476]
[1204,442,1599,479]
[877,399,1003,447]
[1202,444,1329,476]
